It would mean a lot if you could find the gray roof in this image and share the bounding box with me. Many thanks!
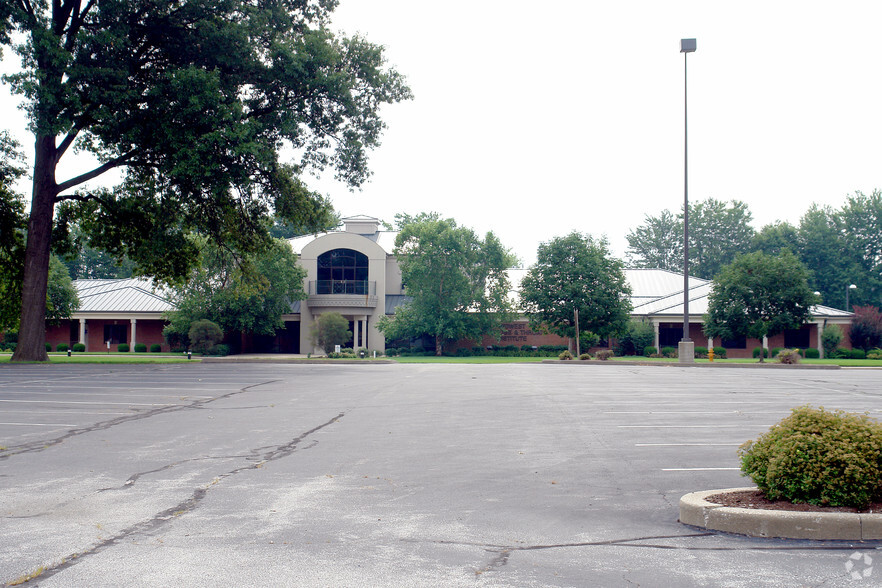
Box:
[74,279,173,314]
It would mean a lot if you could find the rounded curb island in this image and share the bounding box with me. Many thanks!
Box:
[680,488,882,540]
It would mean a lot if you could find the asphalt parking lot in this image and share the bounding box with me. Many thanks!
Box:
[2,363,882,587]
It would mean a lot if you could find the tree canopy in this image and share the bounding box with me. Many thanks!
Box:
[2,0,411,361]
[377,213,517,355]
[520,232,631,346]
[704,250,817,362]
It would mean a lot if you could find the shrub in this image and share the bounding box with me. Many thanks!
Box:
[615,320,654,356]
[830,348,850,359]
[520,344,534,352]
[189,319,223,354]
[821,324,843,358]
[455,347,473,357]
[558,350,573,360]
[849,348,867,360]
[578,353,592,360]
[770,347,782,358]
[208,344,230,357]
[45,342,51,352]
[661,346,677,358]
[739,406,882,508]
[385,347,399,357]
[850,306,882,351]
[694,346,708,359]
[134,343,147,353]
[117,343,130,352]
[804,347,820,359]
[867,349,882,360]
[712,346,727,359]
[775,349,800,364]
[311,312,351,354]
[595,349,614,361]
[752,347,769,358]
[643,346,657,357]
[150,344,162,353]
[72,343,85,352]
[56,343,69,352]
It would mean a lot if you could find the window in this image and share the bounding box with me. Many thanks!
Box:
[659,327,680,348]
[784,328,810,349]
[104,324,127,345]
[317,249,369,294]
[721,335,746,349]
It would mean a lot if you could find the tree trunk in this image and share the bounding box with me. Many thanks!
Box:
[435,334,442,356]
[11,136,58,363]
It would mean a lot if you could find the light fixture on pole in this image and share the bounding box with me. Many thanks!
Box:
[846,284,857,312]
[679,38,696,364]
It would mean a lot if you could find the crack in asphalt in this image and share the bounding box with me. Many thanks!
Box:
[4,411,345,586]
[0,380,281,460]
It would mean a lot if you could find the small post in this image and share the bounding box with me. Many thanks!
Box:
[187,350,191,360]
[67,349,71,357]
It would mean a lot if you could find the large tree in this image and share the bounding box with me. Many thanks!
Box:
[0,131,27,330]
[797,204,858,310]
[704,250,817,362]
[520,232,631,348]
[377,213,517,355]
[2,0,410,361]
[625,198,755,279]
[838,190,882,307]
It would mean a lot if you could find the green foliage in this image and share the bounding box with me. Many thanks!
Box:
[578,353,592,360]
[377,213,517,355]
[150,344,162,353]
[661,346,677,358]
[626,198,755,279]
[739,406,882,508]
[72,343,85,352]
[0,132,26,331]
[775,349,801,364]
[770,347,783,358]
[704,250,816,362]
[166,238,306,339]
[752,347,769,358]
[134,343,147,353]
[694,346,708,358]
[804,347,820,359]
[208,344,231,357]
[558,350,573,360]
[4,0,411,361]
[750,221,799,257]
[520,232,631,345]
[595,349,614,361]
[712,346,727,359]
[384,347,400,357]
[643,346,657,357]
[821,324,844,358]
[615,319,655,356]
[867,349,882,360]
[188,320,223,355]
[849,306,882,351]
[45,343,51,352]
[56,343,68,352]
[311,312,352,354]
[849,348,867,360]
[45,256,80,326]
[117,343,129,352]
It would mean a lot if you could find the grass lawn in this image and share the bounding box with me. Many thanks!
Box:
[0,352,197,364]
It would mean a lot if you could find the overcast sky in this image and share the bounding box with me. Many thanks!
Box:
[3,1,882,267]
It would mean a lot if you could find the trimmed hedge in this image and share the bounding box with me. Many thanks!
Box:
[150,344,162,353]
[72,343,86,352]
[134,343,147,353]
[752,347,769,358]
[56,343,69,352]
[804,347,820,359]
[117,343,130,352]
[712,346,727,359]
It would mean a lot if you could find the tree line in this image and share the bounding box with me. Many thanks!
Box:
[626,192,882,310]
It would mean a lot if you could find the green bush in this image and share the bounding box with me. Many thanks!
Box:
[752,347,769,358]
[821,324,843,358]
[558,350,573,360]
[189,319,223,355]
[56,343,69,352]
[578,352,592,360]
[830,348,850,359]
[661,346,677,358]
[208,344,230,356]
[775,349,800,364]
[134,343,147,353]
[150,344,162,353]
[804,347,820,359]
[45,343,52,352]
[643,346,657,357]
[118,343,130,352]
[712,346,727,359]
[384,347,399,357]
[694,346,708,358]
[849,348,867,360]
[72,343,85,352]
[739,406,882,508]
[595,349,614,361]
[867,349,882,360]
[770,347,782,358]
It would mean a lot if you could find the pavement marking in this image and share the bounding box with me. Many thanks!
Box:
[618,425,773,428]
[605,411,767,414]
[662,467,741,471]
[0,399,176,407]
[635,443,742,446]
[2,410,132,415]
[0,422,78,427]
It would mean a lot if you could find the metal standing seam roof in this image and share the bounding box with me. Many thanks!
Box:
[74,279,174,313]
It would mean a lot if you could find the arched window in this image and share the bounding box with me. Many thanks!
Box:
[317,249,369,294]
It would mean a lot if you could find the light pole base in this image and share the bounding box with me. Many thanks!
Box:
[678,340,695,364]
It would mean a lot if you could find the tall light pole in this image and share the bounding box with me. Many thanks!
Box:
[846,284,857,312]
[679,38,696,364]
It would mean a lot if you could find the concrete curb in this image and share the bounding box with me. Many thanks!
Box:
[542,360,840,369]
[201,357,395,364]
[680,488,882,539]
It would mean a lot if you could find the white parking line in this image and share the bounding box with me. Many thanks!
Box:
[0,399,175,407]
[605,411,766,415]
[0,422,77,427]
[618,425,773,428]
[662,467,740,471]
[635,443,741,446]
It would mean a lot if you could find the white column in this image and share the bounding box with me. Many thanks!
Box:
[707,335,713,349]
[762,335,768,358]
[361,317,367,349]
[353,318,359,350]
[652,320,660,351]
[130,319,137,349]
[79,318,86,350]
